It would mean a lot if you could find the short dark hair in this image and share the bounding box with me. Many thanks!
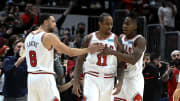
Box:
[39,14,51,25]
[150,53,160,61]
[127,11,138,22]
[99,12,111,22]
[77,22,85,26]
[12,39,24,49]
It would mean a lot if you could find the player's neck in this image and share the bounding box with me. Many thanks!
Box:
[126,31,137,39]
[38,26,50,33]
[98,30,111,39]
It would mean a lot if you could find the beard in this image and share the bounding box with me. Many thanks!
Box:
[48,26,55,33]
[174,59,180,67]
[49,28,54,33]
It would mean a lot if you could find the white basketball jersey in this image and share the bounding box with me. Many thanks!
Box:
[120,34,146,78]
[83,32,117,74]
[25,31,54,73]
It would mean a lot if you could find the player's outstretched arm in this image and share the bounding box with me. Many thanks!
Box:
[42,33,104,57]
[101,37,146,65]
[72,35,91,97]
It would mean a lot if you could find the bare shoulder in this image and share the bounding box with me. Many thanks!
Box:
[82,34,92,42]
[113,34,123,51]
[137,36,146,44]
[81,34,93,48]
[42,33,58,49]
[135,36,146,49]
[42,33,57,42]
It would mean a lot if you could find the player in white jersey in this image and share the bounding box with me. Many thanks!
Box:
[73,13,124,101]
[25,14,104,101]
[101,12,146,101]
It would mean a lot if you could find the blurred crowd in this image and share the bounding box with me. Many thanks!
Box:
[0,0,179,101]
[143,50,180,101]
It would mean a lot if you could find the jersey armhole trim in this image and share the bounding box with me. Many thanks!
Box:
[114,35,118,49]
[88,33,93,47]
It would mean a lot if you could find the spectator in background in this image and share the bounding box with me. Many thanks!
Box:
[54,52,65,85]
[0,23,8,38]
[143,53,162,101]
[0,57,4,101]
[20,3,39,29]
[60,67,80,101]
[0,45,10,58]
[156,56,169,101]
[5,35,21,58]
[74,22,86,48]
[158,0,177,31]
[168,50,180,101]
[0,37,8,48]
[170,50,180,66]
[121,0,145,14]
[141,3,158,24]
[162,57,180,101]
[2,40,27,101]
[56,0,77,36]
[143,52,151,68]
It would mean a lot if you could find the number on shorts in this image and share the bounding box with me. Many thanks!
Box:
[96,54,107,66]
[29,50,37,67]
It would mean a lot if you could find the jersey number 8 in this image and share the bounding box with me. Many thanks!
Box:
[29,50,37,67]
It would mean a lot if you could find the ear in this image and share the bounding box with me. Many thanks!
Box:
[44,20,49,25]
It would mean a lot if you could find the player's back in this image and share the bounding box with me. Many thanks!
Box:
[84,31,117,74]
[25,31,54,73]
[120,34,146,78]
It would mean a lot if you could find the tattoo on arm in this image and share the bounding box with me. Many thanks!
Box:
[74,35,91,80]
[116,37,146,64]
[116,40,125,82]
[117,62,125,81]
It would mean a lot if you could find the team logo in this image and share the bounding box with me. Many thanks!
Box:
[128,41,133,44]
[108,39,114,42]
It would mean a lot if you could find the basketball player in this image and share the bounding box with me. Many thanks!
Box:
[25,14,104,101]
[101,12,146,101]
[72,13,124,101]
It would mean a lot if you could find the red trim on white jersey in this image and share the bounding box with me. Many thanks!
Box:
[85,71,114,78]
[114,35,118,49]
[28,72,54,75]
[114,97,127,101]
[124,35,141,42]
[95,31,113,41]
